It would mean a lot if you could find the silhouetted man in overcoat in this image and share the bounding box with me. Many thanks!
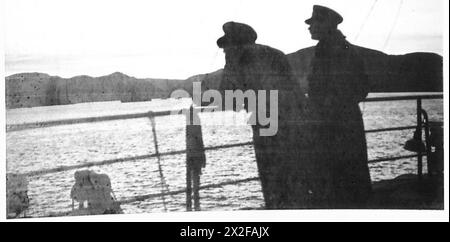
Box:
[304,5,372,208]
[217,22,309,208]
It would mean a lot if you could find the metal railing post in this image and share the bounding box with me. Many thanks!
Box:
[149,112,169,212]
[421,109,433,177]
[185,106,205,211]
[186,163,193,211]
[416,98,423,179]
[185,107,193,211]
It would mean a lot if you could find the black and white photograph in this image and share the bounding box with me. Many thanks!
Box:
[1,0,448,222]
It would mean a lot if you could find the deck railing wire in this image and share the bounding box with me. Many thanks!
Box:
[6,94,443,215]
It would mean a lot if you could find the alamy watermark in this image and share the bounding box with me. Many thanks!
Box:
[170,82,279,136]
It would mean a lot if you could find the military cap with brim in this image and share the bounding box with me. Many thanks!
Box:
[217,21,257,48]
[305,5,343,25]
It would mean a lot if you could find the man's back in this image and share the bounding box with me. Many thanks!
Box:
[221,43,304,128]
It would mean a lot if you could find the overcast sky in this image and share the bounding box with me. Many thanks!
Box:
[3,0,446,79]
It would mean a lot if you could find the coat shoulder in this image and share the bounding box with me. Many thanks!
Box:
[247,44,287,59]
[265,44,287,57]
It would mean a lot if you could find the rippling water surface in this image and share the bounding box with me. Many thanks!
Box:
[6,94,443,217]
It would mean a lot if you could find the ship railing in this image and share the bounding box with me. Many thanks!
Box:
[6,93,444,215]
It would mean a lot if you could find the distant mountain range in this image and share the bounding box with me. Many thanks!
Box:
[5,72,190,108]
[5,45,443,109]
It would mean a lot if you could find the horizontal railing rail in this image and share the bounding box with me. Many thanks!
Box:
[363,94,443,102]
[6,94,443,132]
[47,176,263,217]
[21,141,254,177]
[6,110,175,132]
[19,142,427,178]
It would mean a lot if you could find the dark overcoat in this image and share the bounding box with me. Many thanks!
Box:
[306,31,372,208]
[219,44,310,208]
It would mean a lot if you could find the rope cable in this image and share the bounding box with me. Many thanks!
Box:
[355,0,379,42]
[383,0,404,51]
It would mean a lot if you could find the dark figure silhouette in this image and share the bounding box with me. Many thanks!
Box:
[304,5,372,208]
[217,22,308,208]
